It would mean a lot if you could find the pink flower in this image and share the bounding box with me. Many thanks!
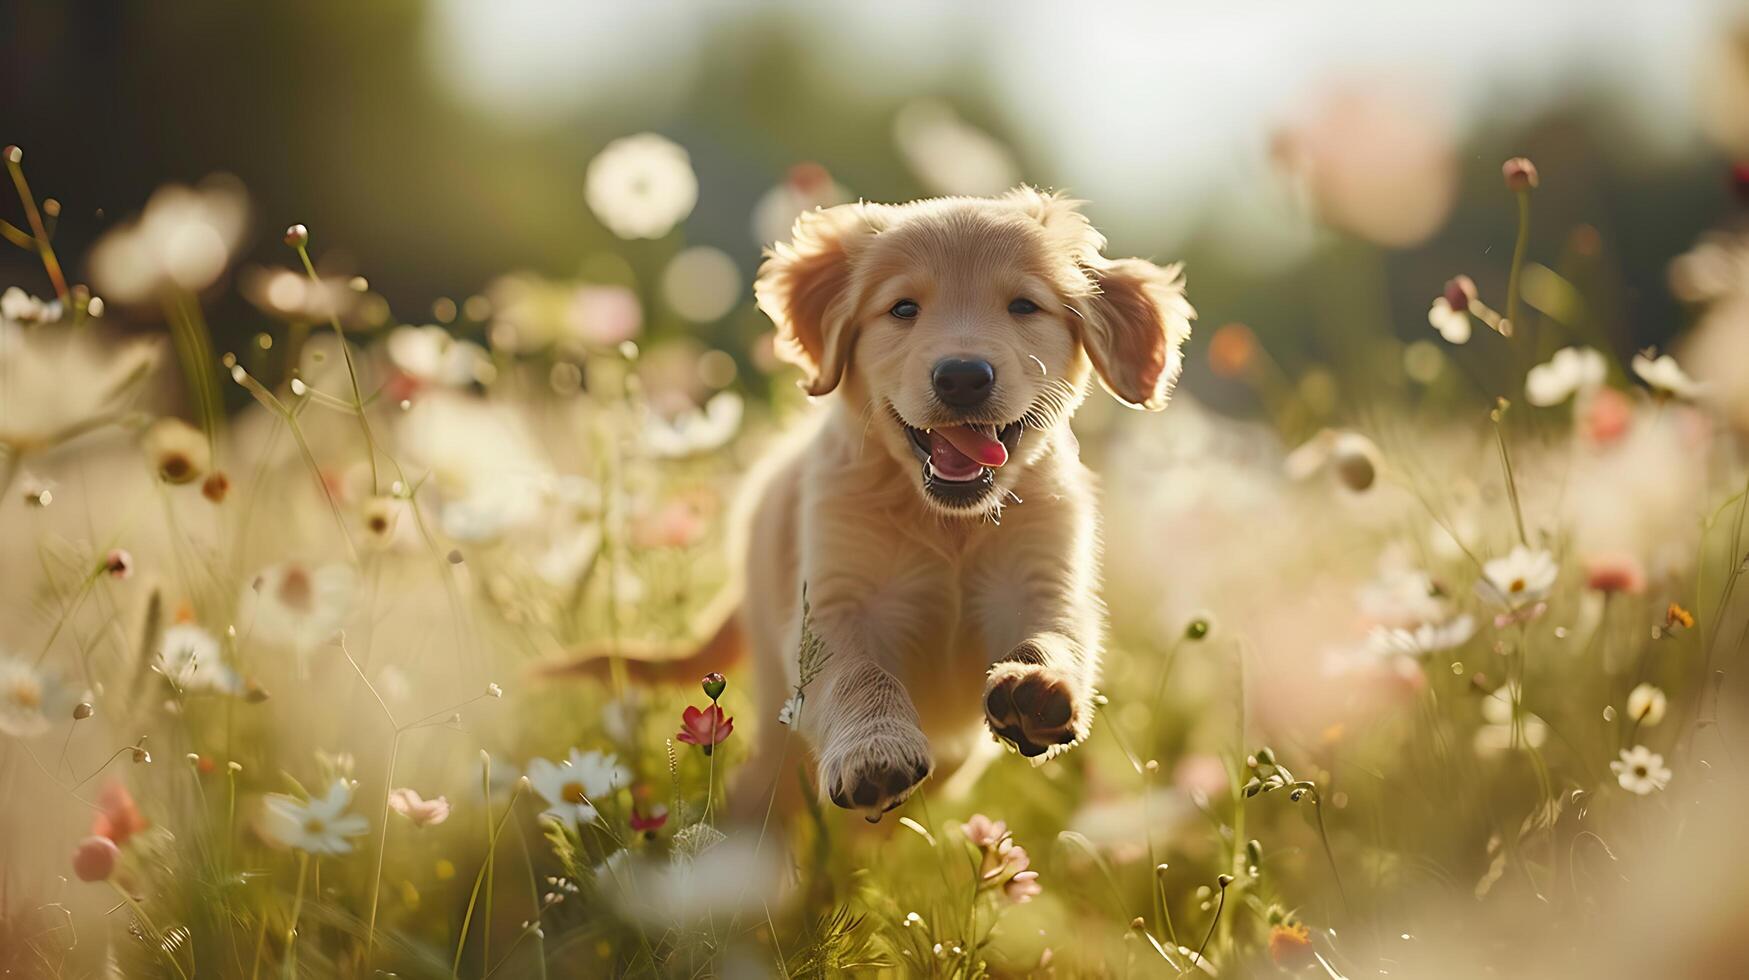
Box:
[91,780,147,846]
[387,788,451,827]
[1584,553,1646,595]
[1581,387,1633,447]
[72,836,119,882]
[1172,753,1231,802]
[961,813,1009,849]
[676,704,734,754]
[1003,870,1042,903]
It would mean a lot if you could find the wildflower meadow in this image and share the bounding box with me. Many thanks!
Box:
[5,6,1749,978]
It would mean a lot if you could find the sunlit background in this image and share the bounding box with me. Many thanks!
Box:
[4,0,1742,397]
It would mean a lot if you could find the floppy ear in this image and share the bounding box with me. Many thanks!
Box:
[753,203,882,397]
[1077,257,1195,411]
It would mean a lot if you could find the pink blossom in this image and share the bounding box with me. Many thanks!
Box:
[961,813,1009,849]
[72,836,118,882]
[387,788,451,828]
[676,704,734,754]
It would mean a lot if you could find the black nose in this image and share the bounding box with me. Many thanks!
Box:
[931,358,995,408]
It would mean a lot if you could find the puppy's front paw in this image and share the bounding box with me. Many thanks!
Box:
[819,726,933,818]
[984,660,1087,760]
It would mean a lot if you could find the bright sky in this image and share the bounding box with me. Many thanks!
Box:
[427,0,1729,256]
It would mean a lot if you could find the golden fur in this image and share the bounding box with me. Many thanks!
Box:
[729,186,1195,816]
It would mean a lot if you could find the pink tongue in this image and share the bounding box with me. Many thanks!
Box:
[929,425,1008,480]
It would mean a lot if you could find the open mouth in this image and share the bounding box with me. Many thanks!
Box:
[897,413,1026,509]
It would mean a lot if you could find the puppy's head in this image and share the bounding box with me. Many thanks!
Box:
[755,186,1193,516]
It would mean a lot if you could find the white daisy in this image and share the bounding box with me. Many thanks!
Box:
[1625,684,1667,727]
[526,749,630,829]
[0,321,160,456]
[1474,546,1558,609]
[1610,745,1672,795]
[386,325,490,388]
[1631,352,1704,399]
[1373,614,1477,658]
[142,417,210,485]
[1474,683,1547,755]
[240,562,356,652]
[1427,296,1471,344]
[258,780,370,854]
[160,624,241,695]
[1,286,61,325]
[1358,566,1451,629]
[0,655,61,737]
[643,391,743,459]
[1524,347,1606,407]
[88,176,248,304]
[584,134,698,240]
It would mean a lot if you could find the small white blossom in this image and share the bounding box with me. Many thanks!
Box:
[1625,684,1667,727]
[1631,352,1704,399]
[258,780,369,854]
[1474,684,1547,755]
[1524,347,1606,407]
[240,562,357,654]
[0,655,62,737]
[1610,745,1672,795]
[527,749,630,829]
[777,692,804,727]
[584,134,698,240]
[1474,546,1558,609]
[89,177,248,303]
[160,624,242,695]
[643,391,743,459]
[1427,296,1471,344]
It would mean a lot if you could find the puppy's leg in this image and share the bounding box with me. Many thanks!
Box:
[969,489,1103,761]
[801,595,937,817]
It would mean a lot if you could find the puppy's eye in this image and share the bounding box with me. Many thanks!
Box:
[890,299,920,320]
[1008,298,1041,315]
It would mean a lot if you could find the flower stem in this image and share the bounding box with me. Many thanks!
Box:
[293,241,381,495]
[3,150,69,301]
[1192,879,1227,971]
[285,852,310,978]
[1492,406,1529,546]
[1505,188,1531,337]
[1307,787,1352,916]
[454,778,525,976]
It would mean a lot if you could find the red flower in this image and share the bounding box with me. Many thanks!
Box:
[676,704,734,754]
[1584,553,1646,595]
[91,780,147,846]
[629,804,669,834]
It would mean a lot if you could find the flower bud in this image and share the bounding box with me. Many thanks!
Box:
[1502,157,1539,191]
[1216,873,1234,888]
[1246,839,1265,867]
[201,471,230,504]
[1330,433,1379,492]
[1442,275,1476,314]
[72,836,119,882]
[73,701,95,720]
[702,672,727,701]
[103,549,134,579]
[486,682,503,699]
[1255,747,1277,766]
[2,145,21,165]
[1184,617,1210,641]
[283,224,309,248]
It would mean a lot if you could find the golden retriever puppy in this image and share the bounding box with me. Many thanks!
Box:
[560,187,1192,818]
